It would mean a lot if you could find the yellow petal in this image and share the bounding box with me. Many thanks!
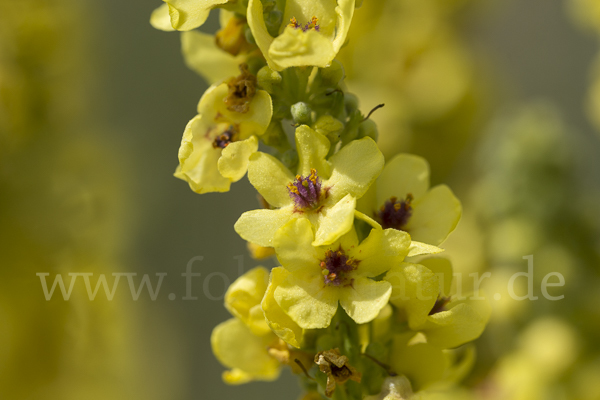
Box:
[353,228,410,277]
[313,194,356,246]
[181,30,244,84]
[422,291,491,349]
[262,267,304,348]
[224,267,270,334]
[331,0,355,53]
[376,154,430,208]
[175,115,231,194]
[419,258,453,297]
[273,218,320,273]
[295,125,331,178]
[406,185,462,246]
[339,277,392,324]
[165,0,227,31]
[234,207,294,247]
[326,137,384,203]
[268,26,336,70]
[247,0,277,69]
[386,263,439,329]
[390,333,449,391]
[407,241,444,258]
[211,318,280,383]
[247,152,294,208]
[150,4,176,31]
[218,136,259,182]
[274,272,338,329]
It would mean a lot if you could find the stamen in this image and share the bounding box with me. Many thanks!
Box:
[319,246,359,286]
[288,16,320,32]
[212,125,239,149]
[429,296,451,315]
[287,169,327,211]
[376,194,413,231]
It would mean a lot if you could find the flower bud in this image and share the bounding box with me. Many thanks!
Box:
[281,149,299,170]
[344,93,359,114]
[291,102,312,125]
[358,119,379,142]
[257,66,282,93]
[314,115,344,141]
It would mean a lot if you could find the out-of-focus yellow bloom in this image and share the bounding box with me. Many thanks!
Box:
[211,267,282,384]
[270,218,411,328]
[247,0,354,70]
[364,376,420,400]
[387,258,491,349]
[181,10,258,84]
[235,126,384,247]
[358,154,461,246]
[175,77,272,194]
[150,0,229,31]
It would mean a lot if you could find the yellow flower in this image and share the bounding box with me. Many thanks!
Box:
[174,71,272,194]
[358,154,461,246]
[270,218,411,329]
[235,125,384,247]
[211,267,280,384]
[247,0,355,70]
[150,0,230,32]
[181,10,257,84]
[386,258,491,349]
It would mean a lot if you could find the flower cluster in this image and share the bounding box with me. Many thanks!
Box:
[151,0,490,398]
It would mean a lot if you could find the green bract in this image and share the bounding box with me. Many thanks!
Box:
[247,0,355,70]
[234,125,384,247]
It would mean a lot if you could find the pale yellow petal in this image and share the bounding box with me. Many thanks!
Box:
[339,277,392,324]
[386,263,439,329]
[407,241,444,258]
[150,4,176,31]
[274,272,338,329]
[273,218,320,273]
[353,228,410,277]
[262,267,304,348]
[423,291,491,349]
[269,27,336,70]
[218,136,259,182]
[295,125,331,178]
[234,207,294,247]
[181,30,244,84]
[211,318,280,383]
[313,194,356,246]
[376,154,430,208]
[247,152,295,208]
[326,137,384,202]
[247,0,277,69]
[419,258,453,298]
[406,185,462,246]
[332,0,355,52]
[224,267,269,333]
[166,0,227,31]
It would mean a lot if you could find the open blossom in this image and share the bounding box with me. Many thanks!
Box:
[211,267,281,384]
[358,154,461,246]
[385,258,491,349]
[150,0,230,32]
[247,0,355,70]
[235,125,384,247]
[175,66,272,194]
[270,218,411,328]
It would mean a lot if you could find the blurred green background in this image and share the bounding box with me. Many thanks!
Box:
[2,0,600,399]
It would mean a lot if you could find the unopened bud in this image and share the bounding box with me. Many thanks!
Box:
[291,102,312,125]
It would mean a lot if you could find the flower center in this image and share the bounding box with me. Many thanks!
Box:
[287,169,326,211]
[288,16,320,32]
[224,63,257,113]
[429,296,451,315]
[319,248,359,287]
[212,125,238,149]
[377,194,413,230]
